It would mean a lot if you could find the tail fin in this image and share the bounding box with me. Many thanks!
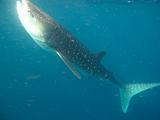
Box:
[120,83,160,113]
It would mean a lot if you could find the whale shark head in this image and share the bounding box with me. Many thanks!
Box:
[16,0,46,44]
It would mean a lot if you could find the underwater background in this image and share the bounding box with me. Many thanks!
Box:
[0,0,160,120]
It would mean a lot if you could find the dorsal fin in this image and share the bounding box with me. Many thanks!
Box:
[95,51,106,61]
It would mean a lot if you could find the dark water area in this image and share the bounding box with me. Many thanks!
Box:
[0,0,160,120]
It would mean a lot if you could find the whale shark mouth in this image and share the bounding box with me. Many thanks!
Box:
[16,0,44,42]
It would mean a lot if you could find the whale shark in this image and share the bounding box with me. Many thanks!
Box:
[16,0,160,113]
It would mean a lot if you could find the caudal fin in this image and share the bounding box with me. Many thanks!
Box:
[120,83,160,113]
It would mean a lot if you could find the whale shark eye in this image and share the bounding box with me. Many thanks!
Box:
[31,13,34,18]
[29,11,34,18]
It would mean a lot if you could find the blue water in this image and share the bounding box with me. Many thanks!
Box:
[0,0,160,120]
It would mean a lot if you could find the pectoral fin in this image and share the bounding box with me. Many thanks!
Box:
[56,51,81,80]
